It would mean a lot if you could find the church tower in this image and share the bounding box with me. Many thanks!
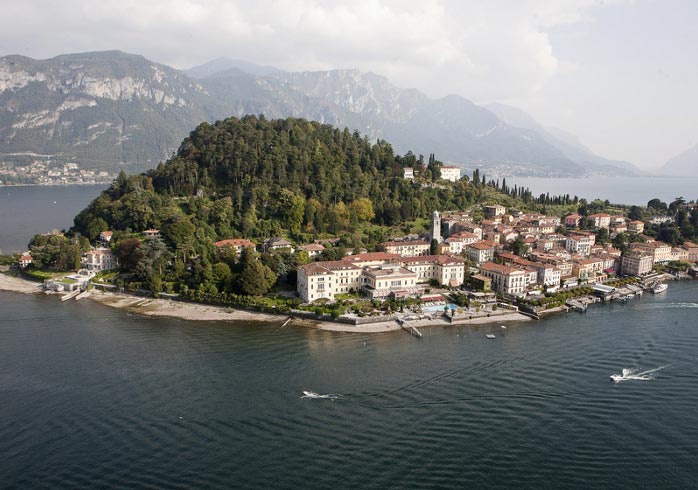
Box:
[430,210,442,243]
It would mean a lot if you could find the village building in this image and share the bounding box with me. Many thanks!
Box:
[19,252,33,268]
[401,255,466,287]
[484,205,506,218]
[302,243,326,258]
[263,237,295,253]
[684,243,698,263]
[565,234,595,256]
[630,241,672,264]
[99,231,113,244]
[564,214,582,228]
[439,166,461,182]
[670,247,689,262]
[214,238,256,256]
[362,265,419,299]
[143,229,161,239]
[296,261,363,302]
[444,232,479,254]
[480,262,531,296]
[588,213,612,229]
[82,247,117,272]
[342,252,401,268]
[466,240,497,265]
[403,167,414,179]
[621,253,654,276]
[627,220,645,234]
[381,240,431,257]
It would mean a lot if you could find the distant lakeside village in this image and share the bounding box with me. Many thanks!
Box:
[4,163,698,333]
[0,160,116,186]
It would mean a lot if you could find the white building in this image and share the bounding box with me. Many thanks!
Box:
[382,240,430,257]
[480,262,531,296]
[565,234,595,256]
[296,260,362,302]
[439,166,461,182]
[402,255,466,287]
[403,167,414,179]
[82,247,117,272]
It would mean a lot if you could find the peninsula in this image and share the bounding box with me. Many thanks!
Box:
[4,116,697,331]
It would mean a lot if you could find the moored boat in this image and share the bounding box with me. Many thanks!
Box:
[651,283,668,294]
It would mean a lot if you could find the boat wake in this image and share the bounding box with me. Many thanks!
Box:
[301,390,339,400]
[610,365,669,382]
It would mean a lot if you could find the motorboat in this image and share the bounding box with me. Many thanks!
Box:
[651,283,668,294]
[610,368,634,382]
[485,334,496,339]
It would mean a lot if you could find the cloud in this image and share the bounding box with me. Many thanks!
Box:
[0,0,624,100]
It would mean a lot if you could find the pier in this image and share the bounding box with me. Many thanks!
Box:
[399,319,423,338]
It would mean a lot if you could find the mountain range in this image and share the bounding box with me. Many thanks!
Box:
[0,50,642,176]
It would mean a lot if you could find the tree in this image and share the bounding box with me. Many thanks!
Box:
[647,198,667,213]
[236,247,277,295]
[349,198,375,224]
[509,236,529,256]
[430,238,439,255]
[117,238,143,270]
[628,205,643,221]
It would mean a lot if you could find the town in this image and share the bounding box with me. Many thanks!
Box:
[0,160,115,186]
[14,196,698,328]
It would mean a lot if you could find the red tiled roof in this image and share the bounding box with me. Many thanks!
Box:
[215,239,255,248]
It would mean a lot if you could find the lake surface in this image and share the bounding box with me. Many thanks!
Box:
[2,282,697,489]
[507,176,698,206]
[0,185,106,253]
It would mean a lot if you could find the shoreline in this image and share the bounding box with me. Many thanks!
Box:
[0,273,532,332]
[0,273,43,294]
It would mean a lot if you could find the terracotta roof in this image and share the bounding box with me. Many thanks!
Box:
[382,240,430,247]
[215,238,255,248]
[468,240,497,250]
[480,262,524,275]
[303,243,326,251]
[342,252,401,262]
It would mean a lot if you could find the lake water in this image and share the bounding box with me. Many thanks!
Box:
[0,185,106,253]
[1,282,697,489]
[507,176,698,206]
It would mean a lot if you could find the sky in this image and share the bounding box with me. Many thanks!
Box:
[0,0,696,169]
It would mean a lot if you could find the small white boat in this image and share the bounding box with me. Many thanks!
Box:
[301,390,339,400]
[486,334,496,339]
[610,368,634,382]
[500,325,507,329]
[651,283,668,294]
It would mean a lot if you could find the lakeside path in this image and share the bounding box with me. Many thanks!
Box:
[0,275,532,332]
[0,273,42,294]
[311,311,531,333]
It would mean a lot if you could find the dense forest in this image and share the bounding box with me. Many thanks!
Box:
[74,115,555,243]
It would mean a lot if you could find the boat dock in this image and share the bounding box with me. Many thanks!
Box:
[398,319,423,338]
[60,289,81,302]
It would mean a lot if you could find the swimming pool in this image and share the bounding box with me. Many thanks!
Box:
[422,304,458,313]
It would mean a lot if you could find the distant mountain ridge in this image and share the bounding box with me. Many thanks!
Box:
[0,50,639,176]
[662,144,698,176]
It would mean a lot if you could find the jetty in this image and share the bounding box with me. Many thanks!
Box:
[60,289,80,302]
[75,289,92,301]
[399,319,423,338]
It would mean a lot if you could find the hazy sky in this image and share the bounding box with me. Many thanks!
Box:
[1,0,695,169]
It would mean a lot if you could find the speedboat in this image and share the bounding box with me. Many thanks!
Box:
[303,390,319,397]
[486,334,496,339]
[610,368,633,382]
